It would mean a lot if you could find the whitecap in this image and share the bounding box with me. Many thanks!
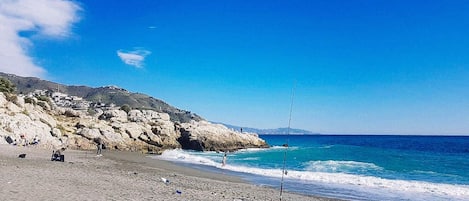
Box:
[304,160,384,173]
[237,157,260,161]
[156,149,220,167]
[235,146,298,153]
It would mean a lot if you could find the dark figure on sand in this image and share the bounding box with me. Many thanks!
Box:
[95,138,103,156]
[51,148,65,162]
[222,152,227,166]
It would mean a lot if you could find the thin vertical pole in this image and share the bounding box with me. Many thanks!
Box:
[280,82,295,201]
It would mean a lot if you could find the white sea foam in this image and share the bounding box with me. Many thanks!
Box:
[234,147,271,153]
[319,145,334,149]
[305,160,384,173]
[237,157,260,161]
[155,149,469,200]
[158,149,220,167]
[235,146,297,153]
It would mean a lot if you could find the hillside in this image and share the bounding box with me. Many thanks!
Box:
[0,72,202,123]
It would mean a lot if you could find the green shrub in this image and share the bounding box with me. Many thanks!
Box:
[0,77,15,93]
[24,97,36,105]
[37,96,52,108]
[87,108,97,116]
[37,101,49,110]
[37,95,50,102]
[120,104,131,113]
[63,110,79,117]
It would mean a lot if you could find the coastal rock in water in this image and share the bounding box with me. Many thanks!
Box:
[178,120,268,152]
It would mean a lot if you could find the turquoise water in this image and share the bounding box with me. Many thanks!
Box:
[155,135,469,201]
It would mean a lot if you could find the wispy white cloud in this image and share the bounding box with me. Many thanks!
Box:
[117,49,151,68]
[0,0,81,77]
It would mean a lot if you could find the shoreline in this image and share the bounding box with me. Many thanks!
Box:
[0,145,339,201]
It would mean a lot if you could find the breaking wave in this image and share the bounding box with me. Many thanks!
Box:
[155,149,469,200]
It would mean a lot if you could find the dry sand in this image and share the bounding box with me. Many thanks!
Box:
[0,145,339,201]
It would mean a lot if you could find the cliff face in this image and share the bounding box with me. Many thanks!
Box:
[0,93,268,153]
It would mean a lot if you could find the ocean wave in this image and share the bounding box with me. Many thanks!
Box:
[272,145,299,150]
[235,146,298,153]
[235,147,271,152]
[319,145,334,149]
[157,149,220,167]
[410,170,465,182]
[155,149,469,200]
[305,160,384,173]
[236,157,260,161]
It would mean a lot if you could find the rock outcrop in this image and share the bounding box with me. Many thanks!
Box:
[178,120,268,151]
[0,93,268,153]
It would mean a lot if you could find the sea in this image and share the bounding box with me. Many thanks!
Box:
[154,135,469,201]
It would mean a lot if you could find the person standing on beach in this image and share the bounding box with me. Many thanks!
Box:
[20,134,26,146]
[96,138,103,156]
[221,152,227,166]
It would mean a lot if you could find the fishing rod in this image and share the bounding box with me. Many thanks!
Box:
[280,83,295,201]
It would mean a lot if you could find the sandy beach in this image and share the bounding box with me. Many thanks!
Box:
[0,145,338,201]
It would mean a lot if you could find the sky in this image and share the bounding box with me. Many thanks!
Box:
[1,0,469,135]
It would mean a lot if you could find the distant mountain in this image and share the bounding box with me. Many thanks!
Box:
[0,72,203,123]
[215,122,318,135]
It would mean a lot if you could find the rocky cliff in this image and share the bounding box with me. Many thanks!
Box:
[0,72,203,123]
[0,93,268,153]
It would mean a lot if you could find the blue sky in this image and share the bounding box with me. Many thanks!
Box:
[1,0,469,134]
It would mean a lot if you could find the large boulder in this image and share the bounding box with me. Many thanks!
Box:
[128,110,171,123]
[178,121,268,152]
[55,107,83,118]
[122,122,144,139]
[26,106,57,127]
[0,112,63,148]
[99,109,128,122]
[76,127,101,140]
[128,110,145,122]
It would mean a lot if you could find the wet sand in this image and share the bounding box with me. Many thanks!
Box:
[0,145,339,201]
